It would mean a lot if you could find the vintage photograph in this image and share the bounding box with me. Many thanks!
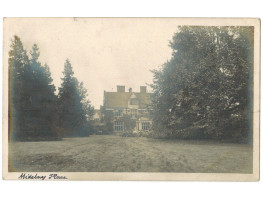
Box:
[2,18,260,180]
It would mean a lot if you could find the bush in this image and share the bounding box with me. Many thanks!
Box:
[121,130,152,138]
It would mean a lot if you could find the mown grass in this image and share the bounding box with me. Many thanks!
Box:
[9,135,253,173]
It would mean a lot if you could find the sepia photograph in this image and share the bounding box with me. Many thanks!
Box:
[2,18,260,181]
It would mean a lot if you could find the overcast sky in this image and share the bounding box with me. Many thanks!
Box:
[4,18,179,108]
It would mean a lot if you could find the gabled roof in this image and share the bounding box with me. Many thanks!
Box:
[104,91,152,109]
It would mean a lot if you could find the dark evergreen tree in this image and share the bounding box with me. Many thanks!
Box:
[8,35,30,140]
[58,59,94,137]
[9,36,58,141]
[28,44,58,140]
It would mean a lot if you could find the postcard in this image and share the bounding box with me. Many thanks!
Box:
[2,18,260,181]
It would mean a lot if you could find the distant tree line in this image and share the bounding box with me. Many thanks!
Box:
[8,36,94,141]
[151,26,253,143]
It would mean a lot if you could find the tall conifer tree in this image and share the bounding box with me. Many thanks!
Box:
[9,36,58,141]
[58,59,94,137]
[8,35,31,140]
[29,44,58,139]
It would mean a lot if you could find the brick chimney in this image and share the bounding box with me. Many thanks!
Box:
[140,86,147,93]
[117,85,125,92]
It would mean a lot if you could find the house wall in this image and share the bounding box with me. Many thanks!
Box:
[109,108,152,132]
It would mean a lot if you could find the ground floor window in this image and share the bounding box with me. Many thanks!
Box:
[141,122,150,130]
[114,121,124,132]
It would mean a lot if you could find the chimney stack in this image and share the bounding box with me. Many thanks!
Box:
[117,85,125,92]
[140,86,147,93]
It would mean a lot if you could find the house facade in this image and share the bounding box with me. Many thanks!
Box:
[103,85,153,132]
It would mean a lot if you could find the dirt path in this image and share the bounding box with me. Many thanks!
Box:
[9,135,253,173]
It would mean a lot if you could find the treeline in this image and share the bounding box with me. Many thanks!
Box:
[151,26,253,143]
[8,36,94,141]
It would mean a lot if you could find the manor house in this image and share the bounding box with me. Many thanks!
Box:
[103,85,153,132]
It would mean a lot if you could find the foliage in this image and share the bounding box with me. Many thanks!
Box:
[8,36,94,140]
[8,36,58,141]
[122,130,152,138]
[101,109,114,133]
[8,35,29,140]
[151,26,253,143]
[28,44,58,139]
[122,114,136,132]
[57,59,94,137]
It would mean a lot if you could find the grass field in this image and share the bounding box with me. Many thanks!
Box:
[9,135,253,173]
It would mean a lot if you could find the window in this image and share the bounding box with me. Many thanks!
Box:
[130,99,138,105]
[114,110,122,117]
[114,121,124,132]
[130,109,137,118]
[142,122,150,130]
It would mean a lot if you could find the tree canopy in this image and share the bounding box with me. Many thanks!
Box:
[8,36,94,141]
[151,26,253,142]
[9,36,58,140]
[57,59,94,137]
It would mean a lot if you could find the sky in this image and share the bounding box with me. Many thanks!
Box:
[4,18,179,108]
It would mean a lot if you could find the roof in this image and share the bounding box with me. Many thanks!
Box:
[104,91,152,109]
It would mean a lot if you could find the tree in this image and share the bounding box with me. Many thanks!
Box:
[8,36,59,141]
[58,59,94,137]
[102,109,114,133]
[151,26,253,142]
[28,44,58,139]
[8,35,30,140]
[122,114,136,132]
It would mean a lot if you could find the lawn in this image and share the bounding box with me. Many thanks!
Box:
[9,135,253,173]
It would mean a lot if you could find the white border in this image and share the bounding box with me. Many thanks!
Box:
[0,1,262,200]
